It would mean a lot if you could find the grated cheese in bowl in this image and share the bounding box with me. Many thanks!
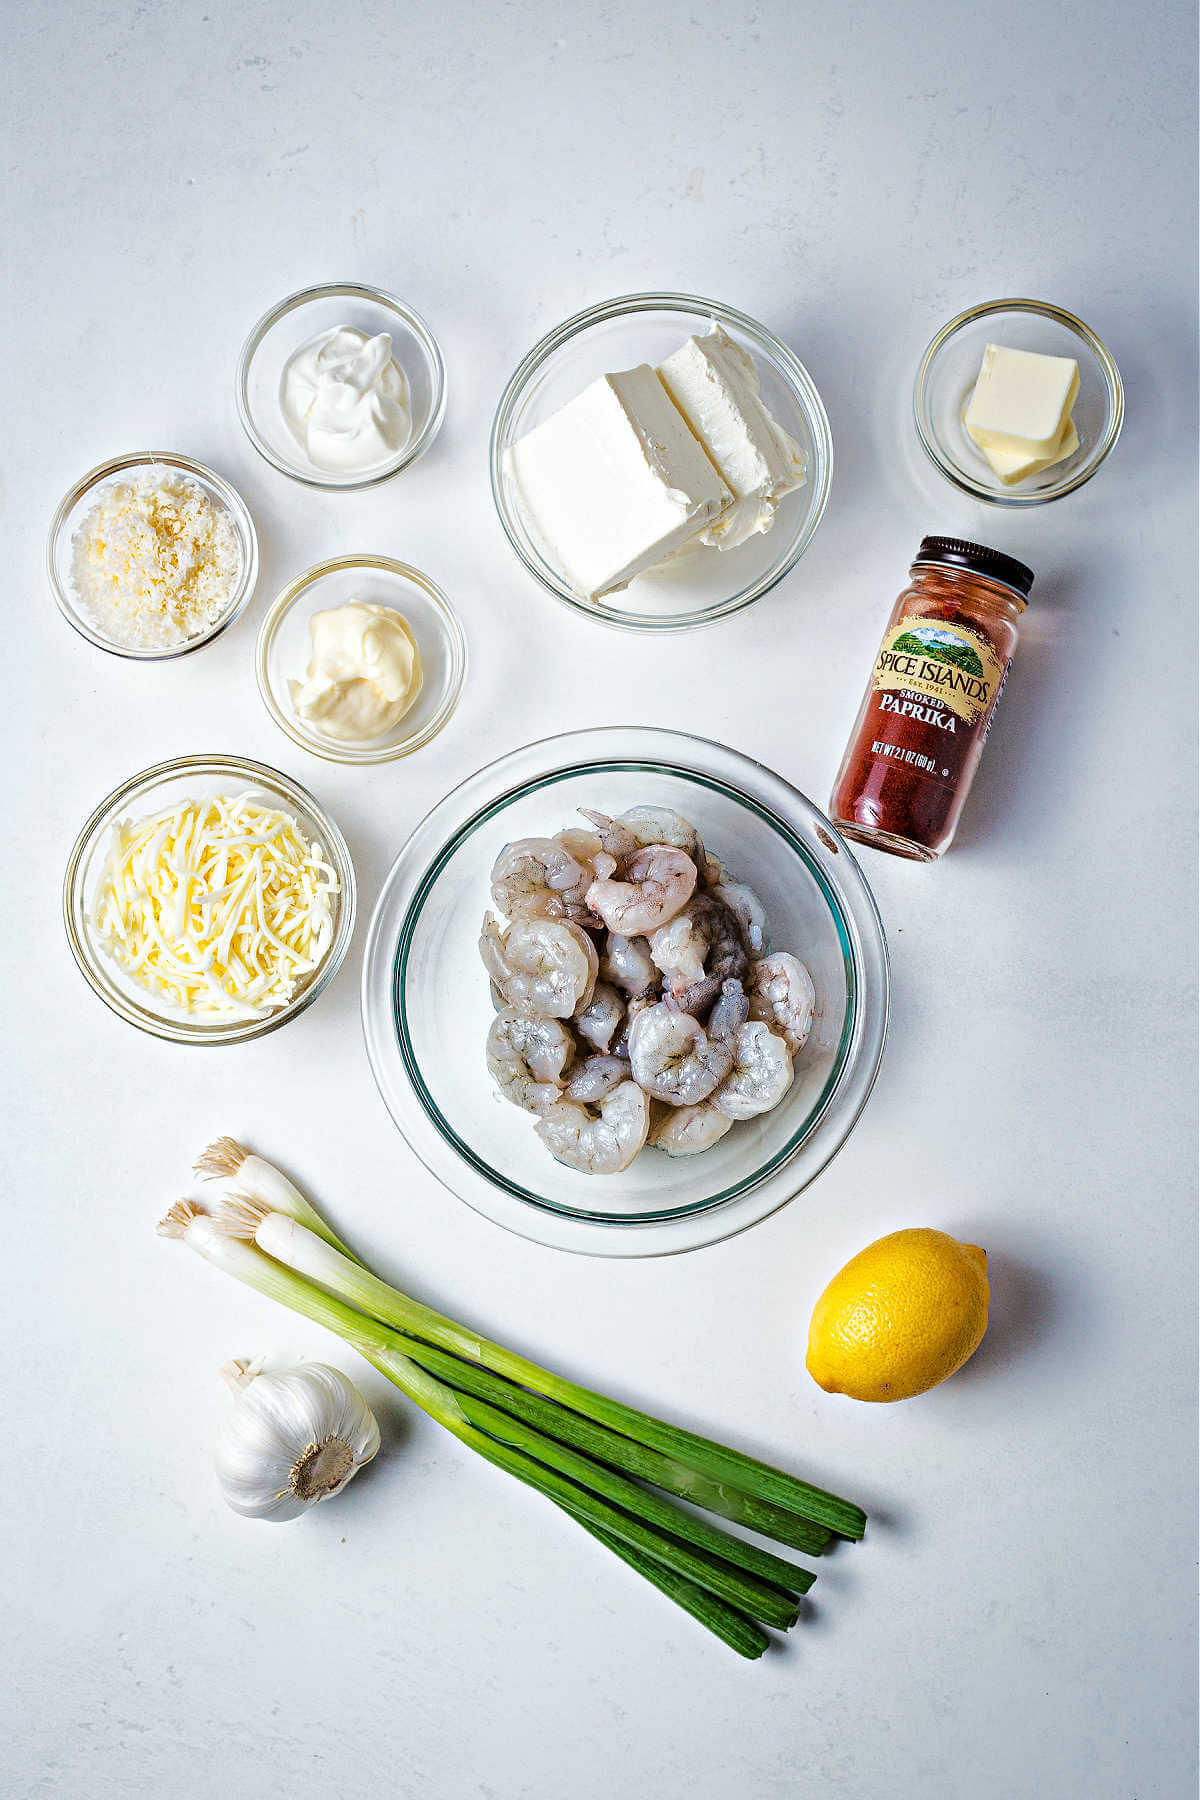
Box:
[70,467,243,651]
[91,792,340,1020]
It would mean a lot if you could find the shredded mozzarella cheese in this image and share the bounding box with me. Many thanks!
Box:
[91,794,339,1019]
[71,469,241,650]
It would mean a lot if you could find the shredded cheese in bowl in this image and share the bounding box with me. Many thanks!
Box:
[91,793,340,1020]
[70,468,242,651]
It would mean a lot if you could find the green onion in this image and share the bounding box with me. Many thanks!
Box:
[424,1375,816,1598]
[160,1202,794,1647]
[215,1175,865,1542]
[569,1517,770,1661]
[365,1325,832,1558]
[161,1140,867,1656]
[361,1346,803,1633]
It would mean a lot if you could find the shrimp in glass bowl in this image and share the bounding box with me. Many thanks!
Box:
[475,794,828,1182]
[362,726,888,1254]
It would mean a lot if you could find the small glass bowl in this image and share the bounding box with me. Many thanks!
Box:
[914,298,1123,505]
[64,753,357,1045]
[490,293,833,632]
[236,283,446,489]
[256,555,467,765]
[361,727,889,1257]
[47,452,259,660]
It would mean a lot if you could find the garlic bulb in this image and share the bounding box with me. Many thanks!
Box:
[214,1358,380,1522]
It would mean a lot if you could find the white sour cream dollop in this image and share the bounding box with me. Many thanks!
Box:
[281,326,410,471]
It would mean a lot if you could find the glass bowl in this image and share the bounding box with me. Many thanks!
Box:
[914,298,1123,505]
[490,293,833,632]
[64,753,357,1044]
[256,555,467,765]
[361,727,888,1256]
[47,452,259,660]
[236,283,446,489]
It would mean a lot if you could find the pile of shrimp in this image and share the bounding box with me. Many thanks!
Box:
[479,804,816,1175]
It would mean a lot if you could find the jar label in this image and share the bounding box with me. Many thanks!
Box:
[871,618,1005,727]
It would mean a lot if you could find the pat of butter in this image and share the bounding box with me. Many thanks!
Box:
[964,343,1079,459]
[982,416,1080,485]
[505,366,731,599]
[657,325,808,549]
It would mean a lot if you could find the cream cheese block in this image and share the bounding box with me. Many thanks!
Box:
[658,324,808,548]
[964,343,1079,462]
[504,365,732,599]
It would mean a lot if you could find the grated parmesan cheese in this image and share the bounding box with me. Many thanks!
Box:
[71,468,242,650]
[91,793,340,1020]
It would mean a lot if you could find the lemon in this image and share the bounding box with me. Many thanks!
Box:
[806,1228,989,1402]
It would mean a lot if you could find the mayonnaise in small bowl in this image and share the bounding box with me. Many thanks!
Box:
[256,555,467,766]
[289,601,423,743]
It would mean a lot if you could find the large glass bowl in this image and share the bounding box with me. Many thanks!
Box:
[64,753,357,1044]
[914,298,1123,505]
[361,728,888,1256]
[490,294,833,632]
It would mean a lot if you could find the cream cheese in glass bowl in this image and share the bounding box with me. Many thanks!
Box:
[490,294,833,632]
[361,727,888,1256]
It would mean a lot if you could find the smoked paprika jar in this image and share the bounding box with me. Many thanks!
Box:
[830,537,1033,861]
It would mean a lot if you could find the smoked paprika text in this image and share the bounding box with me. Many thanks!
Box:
[830,537,1033,861]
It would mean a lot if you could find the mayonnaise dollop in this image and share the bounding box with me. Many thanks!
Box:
[289,603,423,743]
[281,327,410,471]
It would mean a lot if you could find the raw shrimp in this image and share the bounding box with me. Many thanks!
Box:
[708,976,749,1041]
[578,809,641,863]
[712,878,770,958]
[747,953,816,1056]
[535,1081,650,1174]
[556,827,615,886]
[648,895,747,993]
[479,912,598,1019]
[573,981,625,1053]
[713,1020,794,1120]
[627,1001,734,1107]
[556,826,604,863]
[671,973,724,1019]
[613,807,724,884]
[486,1011,575,1113]
[564,1054,628,1104]
[612,993,655,1060]
[490,837,592,921]
[648,1100,733,1158]
[479,802,813,1174]
[600,931,657,998]
[586,845,698,937]
[615,805,702,856]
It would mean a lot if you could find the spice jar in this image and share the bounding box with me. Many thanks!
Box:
[830,537,1032,861]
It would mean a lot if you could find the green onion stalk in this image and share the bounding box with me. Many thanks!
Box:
[159,1139,866,1659]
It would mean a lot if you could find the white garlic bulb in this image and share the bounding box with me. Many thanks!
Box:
[214,1359,380,1522]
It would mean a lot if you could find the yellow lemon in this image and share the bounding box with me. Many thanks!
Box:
[806,1228,989,1402]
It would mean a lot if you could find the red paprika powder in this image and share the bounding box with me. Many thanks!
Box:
[830,537,1033,861]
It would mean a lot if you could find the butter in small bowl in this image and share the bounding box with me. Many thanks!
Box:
[963,343,1079,485]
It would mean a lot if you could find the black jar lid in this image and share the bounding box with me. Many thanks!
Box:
[913,536,1034,599]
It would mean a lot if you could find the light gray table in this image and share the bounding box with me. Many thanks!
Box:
[3,3,1196,1795]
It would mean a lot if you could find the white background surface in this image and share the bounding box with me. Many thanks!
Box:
[3,3,1197,1796]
